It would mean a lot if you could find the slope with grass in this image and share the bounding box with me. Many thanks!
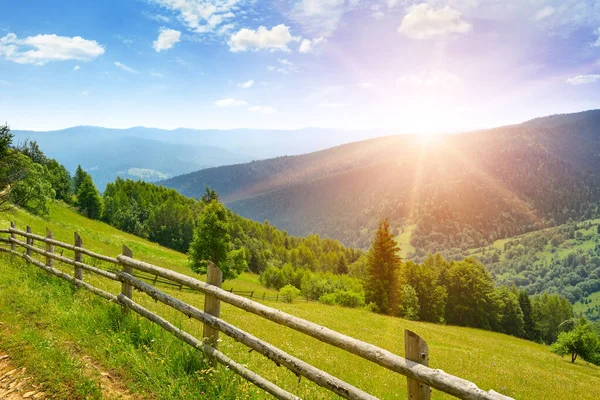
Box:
[1,202,599,399]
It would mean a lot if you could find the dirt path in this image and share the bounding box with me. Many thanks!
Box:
[0,353,45,400]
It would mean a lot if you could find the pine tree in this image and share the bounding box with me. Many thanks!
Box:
[364,218,402,315]
[76,173,103,219]
[201,186,219,204]
[337,254,348,274]
[74,165,86,193]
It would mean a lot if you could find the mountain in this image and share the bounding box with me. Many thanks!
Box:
[13,126,388,190]
[161,110,600,253]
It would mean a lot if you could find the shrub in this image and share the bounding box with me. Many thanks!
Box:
[280,284,301,303]
[319,290,365,308]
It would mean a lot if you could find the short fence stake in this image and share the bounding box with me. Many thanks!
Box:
[74,232,83,283]
[120,245,134,313]
[203,261,222,351]
[405,329,431,400]
[45,228,54,267]
[10,222,16,252]
[25,226,32,257]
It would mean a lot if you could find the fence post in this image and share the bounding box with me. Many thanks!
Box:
[405,330,431,400]
[26,226,32,256]
[74,232,83,282]
[121,245,134,313]
[10,222,15,252]
[203,261,222,349]
[45,228,54,267]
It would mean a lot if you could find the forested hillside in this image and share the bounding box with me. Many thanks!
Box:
[163,110,600,254]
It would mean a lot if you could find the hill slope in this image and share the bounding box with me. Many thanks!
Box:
[162,110,600,252]
[13,126,388,190]
[1,202,599,399]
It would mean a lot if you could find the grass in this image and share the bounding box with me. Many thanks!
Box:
[1,203,600,399]
[394,224,415,258]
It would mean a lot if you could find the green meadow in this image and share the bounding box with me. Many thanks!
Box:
[1,202,599,399]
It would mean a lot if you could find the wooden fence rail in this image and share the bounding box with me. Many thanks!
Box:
[0,224,513,400]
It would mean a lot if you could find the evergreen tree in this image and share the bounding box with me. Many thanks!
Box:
[0,124,13,157]
[337,254,348,274]
[519,289,537,340]
[364,218,402,315]
[73,165,86,193]
[76,173,103,219]
[201,186,219,204]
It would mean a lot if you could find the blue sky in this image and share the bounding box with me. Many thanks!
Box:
[1,0,600,133]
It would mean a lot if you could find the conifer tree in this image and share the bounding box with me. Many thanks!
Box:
[76,173,103,219]
[364,218,402,315]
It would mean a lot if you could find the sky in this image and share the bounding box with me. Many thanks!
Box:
[1,0,600,133]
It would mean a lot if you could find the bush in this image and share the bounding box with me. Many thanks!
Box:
[280,284,301,303]
[319,290,365,308]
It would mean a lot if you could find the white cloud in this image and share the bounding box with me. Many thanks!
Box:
[0,80,11,86]
[397,70,462,88]
[74,65,81,71]
[114,61,138,74]
[237,80,254,88]
[149,0,239,34]
[292,0,356,36]
[215,98,248,107]
[357,82,373,89]
[566,74,600,85]
[144,12,171,23]
[229,24,297,52]
[0,33,104,65]
[153,28,181,52]
[299,36,326,53]
[150,71,164,78]
[387,0,399,8]
[249,105,277,114]
[267,58,299,74]
[534,6,555,21]
[398,4,472,39]
[81,91,89,96]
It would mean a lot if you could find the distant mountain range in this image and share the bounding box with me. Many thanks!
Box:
[13,126,388,190]
[161,110,600,253]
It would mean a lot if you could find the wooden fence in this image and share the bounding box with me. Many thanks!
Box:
[0,223,513,400]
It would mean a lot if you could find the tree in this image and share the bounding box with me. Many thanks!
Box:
[337,254,348,274]
[201,186,219,204]
[364,218,402,315]
[188,200,246,280]
[17,139,47,165]
[519,289,538,340]
[4,153,54,215]
[551,318,599,364]
[73,165,86,193]
[45,159,73,203]
[76,173,103,219]
[0,124,13,157]
[399,284,420,320]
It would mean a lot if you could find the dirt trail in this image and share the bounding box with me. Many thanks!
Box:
[0,353,45,400]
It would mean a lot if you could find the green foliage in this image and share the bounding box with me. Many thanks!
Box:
[5,152,54,215]
[0,123,13,157]
[146,198,195,252]
[319,290,365,308]
[532,291,574,344]
[73,165,86,193]
[551,319,600,364]
[16,139,47,165]
[402,255,447,322]
[201,186,219,204]
[76,172,103,219]
[280,284,301,303]
[188,200,234,278]
[45,158,73,203]
[399,284,420,320]
[364,218,401,315]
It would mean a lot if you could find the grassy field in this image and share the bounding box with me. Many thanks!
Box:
[394,224,415,258]
[1,203,600,399]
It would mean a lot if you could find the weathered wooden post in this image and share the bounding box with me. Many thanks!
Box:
[26,226,32,256]
[405,330,431,400]
[45,228,54,267]
[74,232,83,282]
[203,260,222,348]
[10,222,15,252]
[121,245,134,313]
